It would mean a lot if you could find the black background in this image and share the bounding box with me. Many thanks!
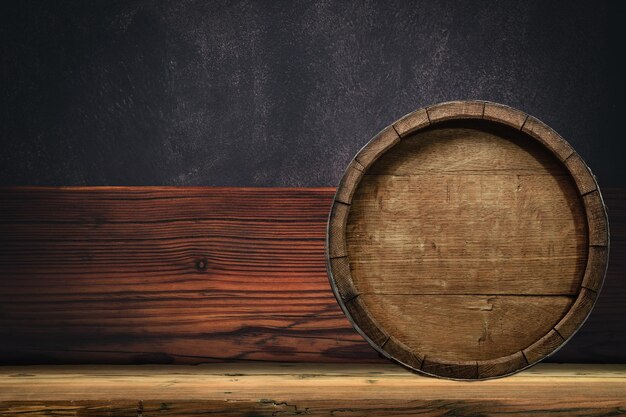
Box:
[1,0,624,187]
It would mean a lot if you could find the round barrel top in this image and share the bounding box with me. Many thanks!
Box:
[326,101,609,380]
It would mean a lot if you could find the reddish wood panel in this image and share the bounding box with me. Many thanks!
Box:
[0,187,623,364]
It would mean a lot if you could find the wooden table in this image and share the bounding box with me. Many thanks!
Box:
[1,363,624,416]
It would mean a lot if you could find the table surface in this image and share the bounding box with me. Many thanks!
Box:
[1,363,625,416]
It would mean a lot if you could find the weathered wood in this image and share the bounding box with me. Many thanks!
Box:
[427,100,485,123]
[483,102,528,129]
[347,173,587,294]
[0,363,624,416]
[327,102,609,379]
[334,161,364,204]
[360,295,575,361]
[328,202,350,258]
[393,108,430,137]
[0,186,623,365]
[522,115,574,161]
[555,189,625,363]
[354,126,400,170]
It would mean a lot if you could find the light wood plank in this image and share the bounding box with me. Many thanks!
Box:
[0,364,624,416]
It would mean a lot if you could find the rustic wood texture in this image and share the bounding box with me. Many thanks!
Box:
[0,186,623,365]
[354,126,400,170]
[360,294,574,361]
[0,363,624,416]
[0,187,371,364]
[328,102,609,379]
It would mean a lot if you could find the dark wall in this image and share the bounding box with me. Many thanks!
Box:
[1,0,624,187]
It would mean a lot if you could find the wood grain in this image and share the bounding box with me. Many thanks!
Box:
[348,173,587,294]
[0,186,623,365]
[328,103,609,379]
[427,100,485,123]
[0,363,624,416]
[360,294,575,361]
[0,187,372,364]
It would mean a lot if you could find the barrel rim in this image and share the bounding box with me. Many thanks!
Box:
[325,100,610,380]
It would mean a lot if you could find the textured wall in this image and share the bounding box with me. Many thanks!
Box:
[0,0,624,186]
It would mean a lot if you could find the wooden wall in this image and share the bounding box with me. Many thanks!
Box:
[0,187,623,364]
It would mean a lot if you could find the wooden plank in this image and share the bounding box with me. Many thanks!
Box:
[393,108,429,137]
[354,126,399,170]
[347,173,587,294]
[0,187,375,364]
[522,116,574,161]
[427,100,485,123]
[368,125,564,175]
[0,187,624,365]
[0,364,624,416]
[360,294,575,362]
[483,102,528,129]
[334,161,364,204]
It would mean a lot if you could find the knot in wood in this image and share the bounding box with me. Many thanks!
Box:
[195,258,208,272]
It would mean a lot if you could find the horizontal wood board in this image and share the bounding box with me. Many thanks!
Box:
[0,186,624,364]
[0,363,625,416]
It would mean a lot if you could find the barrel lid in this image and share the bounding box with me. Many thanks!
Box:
[326,101,609,380]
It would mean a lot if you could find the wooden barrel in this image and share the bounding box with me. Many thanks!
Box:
[326,101,609,380]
